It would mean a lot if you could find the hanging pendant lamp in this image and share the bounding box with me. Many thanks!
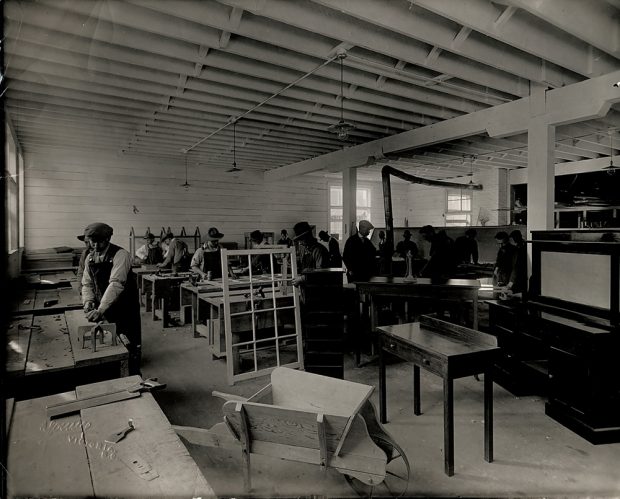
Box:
[466,154,477,189]
[602,130,619,175]
[180,154,191,189]
[327,51,355,140]
[227,119,242,173]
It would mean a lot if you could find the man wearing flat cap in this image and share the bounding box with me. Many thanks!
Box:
[135,232,163,265]
[81,222,141,374]
[191,227,224,279]
[343,220,377,283]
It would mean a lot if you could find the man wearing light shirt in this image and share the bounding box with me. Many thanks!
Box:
[82,222,141,374]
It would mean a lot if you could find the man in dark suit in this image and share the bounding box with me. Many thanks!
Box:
[342,220,377,283]
[318,230,342,267]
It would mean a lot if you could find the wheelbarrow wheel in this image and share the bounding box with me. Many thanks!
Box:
[344,435,411,497]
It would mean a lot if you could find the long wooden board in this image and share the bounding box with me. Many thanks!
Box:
[6,315,33,375]
[64,310,128,368]
[25,314,74,374]
[7,392,95,498]
[76,376,215,498]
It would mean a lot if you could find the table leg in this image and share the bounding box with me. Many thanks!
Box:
[444,376,454,477]
[379,345,387,424]
[370,298,378,357]
[484,369,493,463]
[413,365,421,415]
[150,291,156,320]
[162,298,169,328]
[192,293,199,338]
[473,294,479,331]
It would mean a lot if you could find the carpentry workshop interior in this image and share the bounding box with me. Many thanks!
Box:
[2,1,620,497]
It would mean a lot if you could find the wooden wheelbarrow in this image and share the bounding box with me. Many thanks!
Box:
[174,367,411,497]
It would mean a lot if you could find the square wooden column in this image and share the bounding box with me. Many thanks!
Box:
[527,118,556,234]
[343,167,357,239]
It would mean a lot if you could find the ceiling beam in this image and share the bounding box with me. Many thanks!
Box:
[200,0,528,96]
[310,0,576,87]
[265,70,620,180]
[414,0,617,77]
[507,0,620,59]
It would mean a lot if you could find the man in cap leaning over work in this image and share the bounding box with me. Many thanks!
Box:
[81,222,141,375]
[157,231,190,272]
[135,232,163,265]
[191,227,225,279]
[342,220,377,283]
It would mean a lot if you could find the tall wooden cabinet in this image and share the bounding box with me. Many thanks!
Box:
[488,229,620,444]
[301,269,345,379]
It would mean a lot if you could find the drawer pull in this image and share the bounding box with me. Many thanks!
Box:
[422,358,431,366]
[389,343,396,349]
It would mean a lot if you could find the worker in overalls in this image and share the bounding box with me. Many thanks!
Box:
[81,222,141,375]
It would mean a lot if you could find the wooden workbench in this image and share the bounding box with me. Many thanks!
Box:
[378,316,499,476]
[199,287,294,359]
[141,272,192,327]
[356,277,481,331]
[6,376,215,498]
[6,310,129,399]
[179,276,278,333]
[13,269,82,315]
[133,265,170,306]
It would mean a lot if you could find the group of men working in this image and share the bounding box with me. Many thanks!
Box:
[74,219,527,377]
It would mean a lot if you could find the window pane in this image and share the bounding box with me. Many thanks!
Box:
[445,213,471,227]
[462,198,471,211]
[447,198,461,211]
[356,209,371,223]
[330,187,342,206]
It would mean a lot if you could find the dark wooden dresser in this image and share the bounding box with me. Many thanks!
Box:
[488,229,620,444]
[301,268,345,379]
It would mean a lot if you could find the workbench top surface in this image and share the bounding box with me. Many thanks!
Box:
[7,376,215,498]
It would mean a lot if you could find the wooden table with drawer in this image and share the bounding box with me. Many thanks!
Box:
[377,316,499,476]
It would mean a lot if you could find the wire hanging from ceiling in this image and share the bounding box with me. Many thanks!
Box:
[180,153,191,189]
[182,54,341,154]
[227,119,242,173]
[602,129,619,175]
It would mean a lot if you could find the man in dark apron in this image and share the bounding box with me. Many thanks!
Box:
[190,227,224,279]
[81,222,141,375]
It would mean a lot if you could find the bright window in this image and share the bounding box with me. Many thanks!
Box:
[329,186,371,240]
[5,125,19,252]
[445,189,472,227]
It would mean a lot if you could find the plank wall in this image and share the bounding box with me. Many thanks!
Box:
[23,148,328,250]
